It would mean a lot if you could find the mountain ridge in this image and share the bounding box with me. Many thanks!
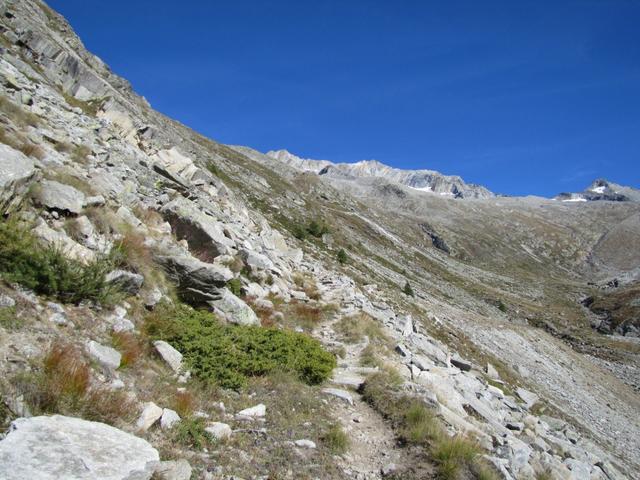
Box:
[267,148,494,199]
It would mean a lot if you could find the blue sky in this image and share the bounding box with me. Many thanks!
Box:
[48,0,640,197]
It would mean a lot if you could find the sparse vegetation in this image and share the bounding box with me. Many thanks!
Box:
[0,95,40,128]
[0,306,23,331]
[14,342,134,426]
[206,161,220,176]
[70,144,92,163]
[337,248,348,264]
[361,370,497,480]
[144,303,336,390]
[334,312,388,344]
[403,280,414,297]
[288,218,330,241]
[322,424,350,454]
[0,217,126,306]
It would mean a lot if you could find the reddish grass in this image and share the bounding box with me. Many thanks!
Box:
[112,331,144,368]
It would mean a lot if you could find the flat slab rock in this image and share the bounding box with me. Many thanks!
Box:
[0,415,159,480]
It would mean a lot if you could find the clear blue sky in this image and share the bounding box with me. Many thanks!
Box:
[48,0,640,197]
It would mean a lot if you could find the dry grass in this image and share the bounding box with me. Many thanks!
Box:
[245,296,276,326]
[17,142,46,160]
[14,341,135,426]
[0,95,40,128]
[43,170,95,196]
[112,331,144,368]
[292,271,322,300]
[0,124,46,160]
[172,389,196,418]
[71,144,91,164]
[335,312,389,345]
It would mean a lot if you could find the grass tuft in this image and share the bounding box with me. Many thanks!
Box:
[321,424,350,454]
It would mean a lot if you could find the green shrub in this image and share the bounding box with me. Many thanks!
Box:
[173,416,211,449]
[227,277,242,297]
[307,219,329,238]
[336,248,348,264]
[144,303,336,390]
[402,281,414,297]
[0,218,125,305]
[206,161,220,176]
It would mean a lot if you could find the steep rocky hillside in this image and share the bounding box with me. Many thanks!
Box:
[0,1,639,480]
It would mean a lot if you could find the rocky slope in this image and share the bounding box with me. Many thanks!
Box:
[266,149,495,199]
[0,1,639,480]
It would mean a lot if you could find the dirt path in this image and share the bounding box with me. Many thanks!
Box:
[314,316,412,479]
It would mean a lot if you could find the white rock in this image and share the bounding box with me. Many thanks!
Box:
[205,422,232,440]
[294,439,316,449]
[152,459,192,480]
[87,340,121,370]
[34,180,86,215]
[322,388,354,405]
[136,402,163,431]
[153,340,183,374]
[160,408,181,430]
[516,387,539,409]
[236,403,266,418]
[113,318,135,333]
[0,415,159,480]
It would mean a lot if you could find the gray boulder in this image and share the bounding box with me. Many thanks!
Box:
[516,387,539,409]
[87,340,121,371]
[0,415,159,480]
[151,459,192,480]
[208,288,259,326]
[34,179,86,215]
[105,270,144,295]
[0,144,36,213]
[160,197,234,259]
[240,248,274,272]
[155,254,232,307]
[153,340,183,374]
[205,421,232,440]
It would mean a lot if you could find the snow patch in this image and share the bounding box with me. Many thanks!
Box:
[590,186,606,194]
[409,185,433,192]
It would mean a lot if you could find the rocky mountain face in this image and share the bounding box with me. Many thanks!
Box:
[267,149,495,199]
[556,179,640,203]
[0,2,639,480]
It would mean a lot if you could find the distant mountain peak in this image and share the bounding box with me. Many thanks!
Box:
[555,178,640,203]
[265,150,494,199]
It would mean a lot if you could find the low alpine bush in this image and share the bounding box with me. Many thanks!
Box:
[0,217,125,305]
[144,303,336,390]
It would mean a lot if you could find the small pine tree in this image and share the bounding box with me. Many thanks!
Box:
[337,248,348,265]
[402,281,414,297]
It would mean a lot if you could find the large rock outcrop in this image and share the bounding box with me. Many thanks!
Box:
[0,144,36,213]
[0,415,160,480]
